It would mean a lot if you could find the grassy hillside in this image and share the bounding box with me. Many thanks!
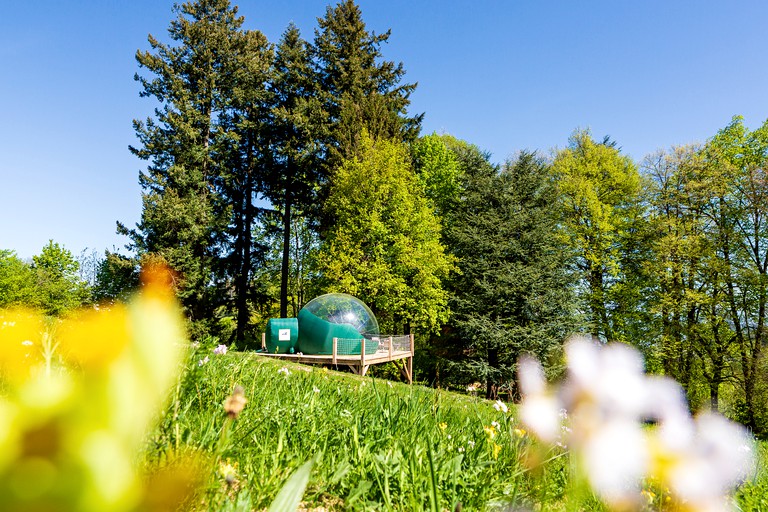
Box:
[142,347,768,511]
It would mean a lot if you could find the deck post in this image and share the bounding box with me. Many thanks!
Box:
[261,332,266,350]
[333,337,338,365]
[388,336,392,359]
[361,338,366,369]
[408,333,415,384]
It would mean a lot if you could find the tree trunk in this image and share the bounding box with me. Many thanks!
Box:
[235,164,253,343]
[485,347,499,400]
[280,160,293,318]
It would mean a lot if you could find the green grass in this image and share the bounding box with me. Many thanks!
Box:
[142,348,767,511]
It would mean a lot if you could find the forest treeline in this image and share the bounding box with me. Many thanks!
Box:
[2,0,768,435]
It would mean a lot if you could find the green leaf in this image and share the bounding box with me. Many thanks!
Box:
[267,459,314,512]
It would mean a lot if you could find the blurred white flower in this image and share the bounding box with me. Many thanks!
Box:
[213,344,227,355]
[312,386,320,393]
[493,399,508,413]
[562,337,646,419]
[277,367,290,376]
[518,335,756,510]
[198,356,209,366]
[580,418,648,507]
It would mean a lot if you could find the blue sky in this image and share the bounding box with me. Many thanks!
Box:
[2,1,768,259]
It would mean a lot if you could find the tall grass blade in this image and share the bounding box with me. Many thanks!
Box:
[267,459,314,512]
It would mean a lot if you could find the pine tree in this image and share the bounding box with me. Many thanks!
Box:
[444,151,577,399]
[119,0,246,333]
[267,24,325,318]
[313,0,422,166]
[219,28,273,342]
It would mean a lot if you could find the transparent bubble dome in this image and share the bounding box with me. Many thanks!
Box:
[301,293,380,336]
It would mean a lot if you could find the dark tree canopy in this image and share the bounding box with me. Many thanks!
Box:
[443,150,577,398]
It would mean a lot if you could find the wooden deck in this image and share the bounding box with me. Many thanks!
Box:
[256,334,415,383]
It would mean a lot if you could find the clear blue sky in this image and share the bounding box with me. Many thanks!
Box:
[2,1,768,259]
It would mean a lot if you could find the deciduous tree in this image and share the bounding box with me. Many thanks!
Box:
[316,134,453,334]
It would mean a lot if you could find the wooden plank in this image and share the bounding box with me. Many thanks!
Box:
[333,337,338,365]
[261,332,266,350]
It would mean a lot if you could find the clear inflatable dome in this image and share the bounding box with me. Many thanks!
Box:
[301,293,379,336]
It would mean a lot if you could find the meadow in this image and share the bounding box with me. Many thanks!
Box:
[143,343,768,511]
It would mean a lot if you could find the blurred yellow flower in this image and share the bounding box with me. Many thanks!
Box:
[58,305,131,368]
[0,264,194,511]
[0,308,45,382]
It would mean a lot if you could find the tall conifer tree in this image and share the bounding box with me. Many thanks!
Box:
[119,0,245,331]
[220,28,273,342]
[268,24,325,317]
[444,151,577,399]
[313,0,422,166]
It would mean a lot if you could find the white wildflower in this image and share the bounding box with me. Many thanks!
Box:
[198,356,209,366]
[277,367,291,376]
[493,399,508,413]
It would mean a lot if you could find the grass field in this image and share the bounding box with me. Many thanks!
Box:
[142,346,768,511]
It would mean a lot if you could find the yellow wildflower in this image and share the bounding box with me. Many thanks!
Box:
[483,425,497,440]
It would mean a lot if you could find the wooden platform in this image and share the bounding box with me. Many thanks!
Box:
[257,334,415,383]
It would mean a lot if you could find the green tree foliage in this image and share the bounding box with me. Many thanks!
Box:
[31,241,89,315]
[218,26,273,343]
[268,24,325,318]
[313,0,422,165]
[120,0,251,334]
[92,251,141,304]
[443,150,577,398]
[316,134,454,334]
[411,133,462,216]
[553,130,646,343]
[249,215,321,334]
[705,116,768,432]
[0,250,38,308]
[644,146,733,407]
